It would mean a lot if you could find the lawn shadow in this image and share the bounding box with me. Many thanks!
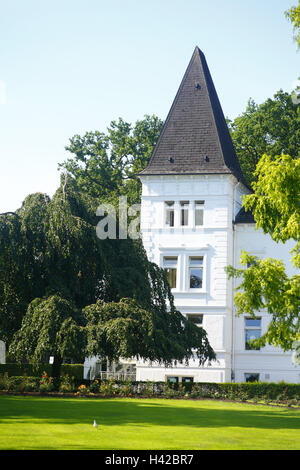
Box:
[0,396,300,431]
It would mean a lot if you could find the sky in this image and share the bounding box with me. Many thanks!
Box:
[0,0,299,213]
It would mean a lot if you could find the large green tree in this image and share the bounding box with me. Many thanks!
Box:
[59,115,164,207]
[228,91,300,186]
[0,177,104,344]
[226,155,300,351]
[1,176,215,377]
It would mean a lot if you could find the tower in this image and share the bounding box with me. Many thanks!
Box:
[84,47,299,383]
[137,47,299,384]
[137,47,251,382]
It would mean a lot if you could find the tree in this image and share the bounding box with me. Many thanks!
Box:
[59,115,164,207]
[1,176,215,375]
[9,295,86,378]
[285,1,300,48]
[0,194,50,343]
[84,297,215,367]
[226,155,300,350]
[0,177,105,344]
[228,91,300,186]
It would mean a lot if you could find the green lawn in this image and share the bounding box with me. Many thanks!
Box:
[0,395,299,450]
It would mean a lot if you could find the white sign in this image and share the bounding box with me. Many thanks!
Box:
[0,341,5,364]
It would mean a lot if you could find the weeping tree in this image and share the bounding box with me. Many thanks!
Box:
[1,175,215,378]
[9,295,86,378]
[84,289,215,368]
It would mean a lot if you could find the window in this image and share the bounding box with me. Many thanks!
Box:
[245,317,261,350]
[165,201,174,227]
[186,314,203,325]
[163,256,177,288]
[195,200,204,226]
[166,376,194,383]
[244,373,259,383]
[189,257,203,288]
[180,201,189,226]
[167,376,179,384]
[182,377,194,383]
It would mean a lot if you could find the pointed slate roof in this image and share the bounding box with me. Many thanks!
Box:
[139,47,248,188]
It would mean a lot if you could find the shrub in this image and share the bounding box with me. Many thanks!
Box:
[0,373,9,391]
[39,372,54,393]
[89,379,100,394]
[0,363,83,379]
[98,378,118,397]
[75,384,90,396]
[59,374,76,393]
[140,381,156,397]
[23,376,40,392]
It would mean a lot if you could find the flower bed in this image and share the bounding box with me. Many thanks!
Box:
[0,373,299,407]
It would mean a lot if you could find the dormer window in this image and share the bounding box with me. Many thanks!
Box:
[180,201,189,226]
[195,200,204,226]
[165,201,174,227]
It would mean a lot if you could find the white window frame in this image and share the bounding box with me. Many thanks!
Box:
[180,200,189,227]
[194,200,205,227]
[159,247,209,293]
[186,313,204,326]
[166,375,194,383]
[244,317,262,351]
[163,255,178,290]
[188,255,205,292]
[244,373,260,383]
[164,201,175,227]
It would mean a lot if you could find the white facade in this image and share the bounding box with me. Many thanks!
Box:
[136,173,300,384]
[85,46,299,384]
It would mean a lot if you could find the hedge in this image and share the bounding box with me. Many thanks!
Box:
[0,363,84,380]
[0,375,299,404]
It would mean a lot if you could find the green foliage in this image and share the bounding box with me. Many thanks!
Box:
[59,115,164,207]
[285,1,300,47]
[228,92,300,186]
[58,374,76,393]
[84,297,215,366]
[1,375,299,405]
[9,295,86,367]
[0,363,83,379]
[39,372,54,393]
[226,155,300,350]
[1,174,215,370]
[244,154,300,266]
[0,177,104,344]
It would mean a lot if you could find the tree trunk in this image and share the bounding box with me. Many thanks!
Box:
[51,355,63,380]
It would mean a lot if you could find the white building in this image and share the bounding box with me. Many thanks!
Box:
[135,47,300,384]
[85,47,299,384]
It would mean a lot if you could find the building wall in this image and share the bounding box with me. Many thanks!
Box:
[138,173,300,383]
[138,174,243,382]
[233,224,300,383]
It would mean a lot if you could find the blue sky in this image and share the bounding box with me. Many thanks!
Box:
[0,0,298,212]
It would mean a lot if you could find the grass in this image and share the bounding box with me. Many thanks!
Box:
[0,395,299,450]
